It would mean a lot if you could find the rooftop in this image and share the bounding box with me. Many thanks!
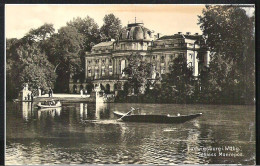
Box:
[92,41,114,48]
[158,33,202,40]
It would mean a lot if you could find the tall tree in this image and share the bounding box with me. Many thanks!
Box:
[67,16,101,52]
[45,26,85,92]
[66,16,101,83]
[123,53,152,95]
[198,5,255,104]
[24,23,55,42]
[165,55,195,103]
[100,14,122,41]
[6,37,57,98]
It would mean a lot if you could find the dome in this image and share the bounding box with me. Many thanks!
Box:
[119,23,153,41]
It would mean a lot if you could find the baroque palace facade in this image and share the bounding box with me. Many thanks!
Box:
[69,21,210,94]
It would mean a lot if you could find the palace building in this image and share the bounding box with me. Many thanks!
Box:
[69,21,210,94]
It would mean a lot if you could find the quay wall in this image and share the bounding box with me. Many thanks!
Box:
[34,93,96,103]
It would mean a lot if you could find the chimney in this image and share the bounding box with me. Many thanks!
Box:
[178,32,182,35]
[194,33,199,36]
[186,32,191,35]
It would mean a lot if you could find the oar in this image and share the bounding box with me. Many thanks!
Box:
[117,107,135,121]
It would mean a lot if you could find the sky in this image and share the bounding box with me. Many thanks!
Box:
[5,4,255,39]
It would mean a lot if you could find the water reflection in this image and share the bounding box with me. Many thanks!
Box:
[22,102,33,121]
[78,103,110,121]
[80,103,88,121]
[21,101,62,120]
[38,107,61,118]
[184,120,202,164]
[7,102,256,165]
[95,102,110,119]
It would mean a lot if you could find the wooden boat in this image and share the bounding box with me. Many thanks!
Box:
[114,111,202,123]
[38,107,62,112]
[37,100,62,108]
[13,99,32,102]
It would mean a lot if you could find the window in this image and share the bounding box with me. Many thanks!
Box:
[88,69,91,76]
[189,54,193,60]
[161,56,164,61]
[101,67,105,76]
[120,60,126,74]
[102,59,105,65]
[95,60,99,64]
[109,67,113,75]
[121,44,125,50]
[88,60,91,64]
[109,59,112,64]
[94,69,99,79]
[153,56,155,60]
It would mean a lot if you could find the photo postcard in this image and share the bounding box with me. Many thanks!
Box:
[5,4,256,165]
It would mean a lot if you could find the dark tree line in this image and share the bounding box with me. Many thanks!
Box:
[6,14,122,100]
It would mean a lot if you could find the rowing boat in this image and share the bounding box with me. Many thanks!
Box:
[37,100,62,108]
[114,111,202,123]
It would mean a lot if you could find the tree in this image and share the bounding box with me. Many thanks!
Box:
[123,53,152,95]
[67,16,101,52]
[198,5,255,104]
[100,14,122,41]
[45,26,85,92]
[66,16,101,83]
[6,37,57,98]
[165,55,195,103]
[24,23,55,42]
[6,38,20,100]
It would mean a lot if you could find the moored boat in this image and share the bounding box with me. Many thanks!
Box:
[13,99,33,102]
[37,100,62,108]
[114,110,202,123]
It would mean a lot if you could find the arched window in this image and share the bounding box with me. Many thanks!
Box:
[114,84,118,90]
[105,84,110,94]
[100,84,105,90]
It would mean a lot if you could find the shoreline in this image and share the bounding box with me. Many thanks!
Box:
[8,98,255,106]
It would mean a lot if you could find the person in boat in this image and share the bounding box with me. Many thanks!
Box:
[128,107,140,115]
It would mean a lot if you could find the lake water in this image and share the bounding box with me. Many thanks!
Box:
[6,101,255,165]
